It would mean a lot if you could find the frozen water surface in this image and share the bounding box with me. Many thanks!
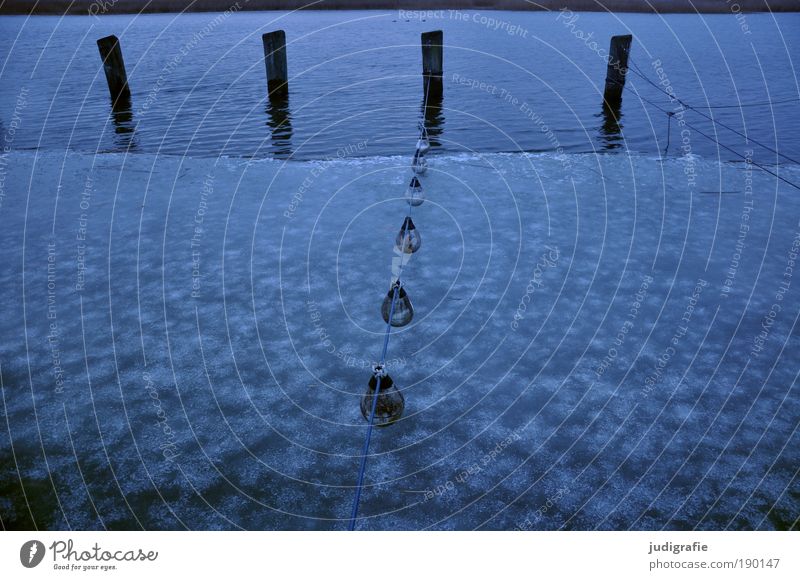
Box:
[0,149,799,530]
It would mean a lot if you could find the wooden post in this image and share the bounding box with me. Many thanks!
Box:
[97,35,131,104]
[262,30,288,99]
[603,34,632,107]
[421,30,443,100]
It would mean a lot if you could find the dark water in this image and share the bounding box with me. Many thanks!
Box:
[1,10,799,161]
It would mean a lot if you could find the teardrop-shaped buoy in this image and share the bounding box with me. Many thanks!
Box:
[405,176,424,207]
[381,280,413,327]
[360,365,404,426]
[416,136,431,156]
[395,216,422,254]
[412,150,428,175]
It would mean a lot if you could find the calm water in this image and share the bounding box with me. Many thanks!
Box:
[1,10,799,161]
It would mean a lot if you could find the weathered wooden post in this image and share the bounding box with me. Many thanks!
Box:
[603,34,632,107]
[421,30,443,100]
[97,35,131,105]
[262,30,288,99]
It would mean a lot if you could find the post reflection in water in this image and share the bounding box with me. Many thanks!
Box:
[266,96,293,159]
[421,80,444,148]
[110,94,137,151]
[598,101,624,151]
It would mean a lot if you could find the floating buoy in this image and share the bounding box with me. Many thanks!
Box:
[360,365,404,426]
[412,150,428,175]
[395,216,422,254]
[405,176,424,207]
[415,135,431,156]
[381,280,413,327]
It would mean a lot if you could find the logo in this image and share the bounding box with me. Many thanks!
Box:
[20,540,46,568]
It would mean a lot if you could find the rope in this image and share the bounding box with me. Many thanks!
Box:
[684,104,800,166]
[664,111,673,156]
[627,58,800,166]
[689,97,800,109]
[347,75,432,531]
[347,288,398,531]
[628,87,800,192]
[628,60,800,111]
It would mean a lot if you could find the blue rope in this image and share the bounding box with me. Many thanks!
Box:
[347,284,400,531]
[348,70,431,530]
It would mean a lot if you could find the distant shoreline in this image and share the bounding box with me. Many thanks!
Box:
[1,1,798,16]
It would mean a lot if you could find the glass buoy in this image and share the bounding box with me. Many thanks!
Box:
[415,135,431,156]
[360,365,404,426]
[412,150,428,175]
[405,176,424,207]
[381,280,413,327]
[395,216,421,254]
